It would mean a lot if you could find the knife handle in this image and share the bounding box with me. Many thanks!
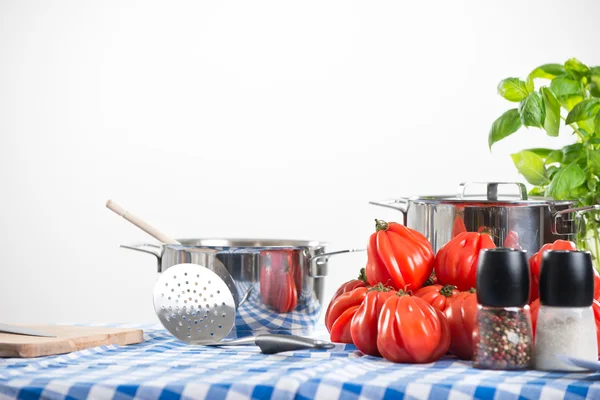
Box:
[255,334,335,354]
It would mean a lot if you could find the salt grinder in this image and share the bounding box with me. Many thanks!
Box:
[473,248,533,370]
[534,250,598,371]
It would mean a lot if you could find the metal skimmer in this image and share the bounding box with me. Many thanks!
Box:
[153,263,236,344]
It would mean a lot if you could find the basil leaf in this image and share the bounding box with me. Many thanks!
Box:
[590,83,600,98]
[498,78,530,102]
[589,150,600,175]
[489,109,522,149]
[510,150,548,186]
[546,149,563,164]
[595,112,600,136]
[529,187,546,196]
[541,87,560,136]
[564,95,585,112]
[588,178,597,192]
[564,58,590,79]
[529,64,567,80]
[523,148,554,158]
[546,163,586,199]
[519,92,545,128]
[550,78,581,97]
[547,165,560,180]
[563,143,585,164]
[565,99,600,124]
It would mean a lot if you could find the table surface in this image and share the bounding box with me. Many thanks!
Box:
[1,325,600,400]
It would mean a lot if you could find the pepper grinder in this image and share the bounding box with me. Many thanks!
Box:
[534,250,598,371]
[473,248,533,370]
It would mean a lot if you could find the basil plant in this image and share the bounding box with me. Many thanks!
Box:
[489,58,600,265]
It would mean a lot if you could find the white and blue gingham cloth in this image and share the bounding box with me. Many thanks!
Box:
[1,325,600,400]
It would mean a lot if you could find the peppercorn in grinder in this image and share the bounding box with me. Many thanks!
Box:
[473,248,534,370]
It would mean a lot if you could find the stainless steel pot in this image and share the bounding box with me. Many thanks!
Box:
[370,182,600,254]
[122,239,360,337]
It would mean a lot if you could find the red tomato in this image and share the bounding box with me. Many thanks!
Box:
[377,294,450,363]
[452,216,467,237]
[434,232,496,291]
[259,251,297,313]
[366,219,434,292]
[326,287,368,343]
[528,240,578,301]
[413,284,459,312]
[504,230,522,250]
[530,298,540,335]
[324,269,368,325]
[350,287,397,357]
[444,290,478,360]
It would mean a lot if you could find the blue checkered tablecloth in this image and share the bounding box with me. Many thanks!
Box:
[2,325,600,400]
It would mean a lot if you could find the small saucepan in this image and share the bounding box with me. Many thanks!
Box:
[122,239,361,337]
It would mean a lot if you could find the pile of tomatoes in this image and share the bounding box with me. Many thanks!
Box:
[326,219,600,363]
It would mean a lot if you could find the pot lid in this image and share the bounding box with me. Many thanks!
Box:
[385,182,574,206]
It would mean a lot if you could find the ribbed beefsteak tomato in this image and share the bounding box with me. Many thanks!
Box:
[324,269,367,325]
[413,284,458,312]
[325,287,368,343]
[366,219,434,292]
[350,285,397,357]
[434,232,496,291]
[444,289,478,360]
[377,294,450,363]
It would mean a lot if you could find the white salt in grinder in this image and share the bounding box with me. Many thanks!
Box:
[534,250,598,371]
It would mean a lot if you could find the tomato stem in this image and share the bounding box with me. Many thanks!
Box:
[468,287,476,293]
[440,285,457,297]
[395,289,409,297]
[375,219,389,232]
[357,267,367,283]
[368,282,392,292]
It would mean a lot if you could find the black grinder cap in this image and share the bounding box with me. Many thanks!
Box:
[476,248,530,307]
[539,250,594,307]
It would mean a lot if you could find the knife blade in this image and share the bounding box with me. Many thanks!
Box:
[0,323,57,338]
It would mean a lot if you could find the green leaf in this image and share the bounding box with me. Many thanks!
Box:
[497,78,530,102]
[488,109,522,149]
[589,150,600,175]
[565,99,600,124]
[546,163,586,199]
[587,178,597,192]
[564,58,590,79]
[511,150,548,186]
[563,143,585,164]
[550,78,581,97]
[546,149,563,164]
[526,74,535,93]
[519,92,545,128]
[528,187,546,196]
[524,148,554,158]
[595,112,600,135]
[529,64,567,80]
[564,95,584,111]
[547,165,560,180]
[541,87,560,136]
[589,83,600,98]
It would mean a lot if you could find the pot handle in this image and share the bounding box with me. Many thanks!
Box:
[369,199,408,225]
[309,248,365,278]
[553,205,600,236]
[458,182,528,201]
[120,243,163,272]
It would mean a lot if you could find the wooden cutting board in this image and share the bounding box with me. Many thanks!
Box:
[0,325,144,358]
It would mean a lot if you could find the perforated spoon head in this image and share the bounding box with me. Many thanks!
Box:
[153,263,236,344]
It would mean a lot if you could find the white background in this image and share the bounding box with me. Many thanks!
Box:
[1,0,599,324]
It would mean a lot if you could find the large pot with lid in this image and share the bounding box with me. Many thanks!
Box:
[370,182,599,254]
